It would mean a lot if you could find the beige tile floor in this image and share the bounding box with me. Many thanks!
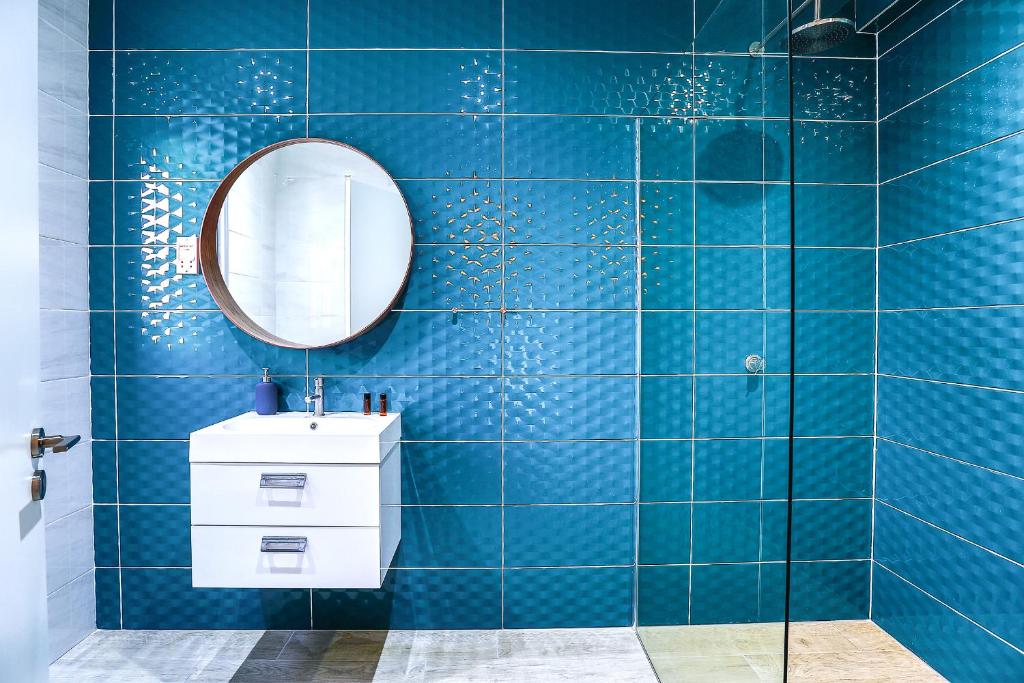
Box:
[639,620,946,682]
[50,621,944,682]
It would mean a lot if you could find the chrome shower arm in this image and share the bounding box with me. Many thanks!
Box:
[750,0,815,55]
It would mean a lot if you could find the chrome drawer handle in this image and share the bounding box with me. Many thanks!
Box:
[260,536,307,553]
[259,473,307,489]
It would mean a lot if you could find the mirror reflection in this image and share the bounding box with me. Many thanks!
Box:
[205,140,412,348]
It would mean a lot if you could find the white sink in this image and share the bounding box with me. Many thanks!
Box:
[189,411,401,464]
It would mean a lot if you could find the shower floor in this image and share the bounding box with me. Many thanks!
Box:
[50,621,942,682]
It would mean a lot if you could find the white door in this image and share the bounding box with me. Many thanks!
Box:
[0,1,49,681]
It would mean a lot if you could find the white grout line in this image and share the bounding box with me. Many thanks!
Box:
[632,115,642,628]
[880,128,1024,186]
[878,372,1024,396]
[868,28,881,619]
[879,216,1024,249]
[876,0,965,61]
[498,0,506,629]
[877,436,1024,483]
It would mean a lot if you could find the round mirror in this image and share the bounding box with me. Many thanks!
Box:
[200,139,413,348]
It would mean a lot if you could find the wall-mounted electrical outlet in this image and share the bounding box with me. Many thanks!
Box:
[175,235,199,274]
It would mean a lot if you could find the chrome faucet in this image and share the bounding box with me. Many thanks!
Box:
[305,376,325,417]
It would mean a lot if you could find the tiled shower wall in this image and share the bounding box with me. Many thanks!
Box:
[88,0,875,629]
[39,0,96,660]
[873,0,1024,679]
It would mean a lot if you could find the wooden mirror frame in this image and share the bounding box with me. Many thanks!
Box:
[199,138,414,350]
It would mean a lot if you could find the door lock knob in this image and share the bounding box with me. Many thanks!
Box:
[31,470,46,501]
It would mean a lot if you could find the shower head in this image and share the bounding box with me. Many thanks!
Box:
[790,15,855,55]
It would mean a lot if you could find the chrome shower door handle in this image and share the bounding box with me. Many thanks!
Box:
[30,427,82,458]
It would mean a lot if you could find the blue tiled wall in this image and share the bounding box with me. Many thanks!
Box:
[89,0,875,630]
[875,0,1024,678]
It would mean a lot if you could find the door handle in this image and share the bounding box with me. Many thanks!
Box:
[259,473,307,489]
[260,536,307,553]
[30,427,81,459]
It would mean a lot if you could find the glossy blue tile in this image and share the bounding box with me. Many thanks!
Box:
[115,377,260,440]
[696,120,784,182]
[90,312,114,375]
[695,312,764,374]
[116,51,305,115]
[503,567,634,628]
[793,121,876,184]
[767,311,876,373]
[504,376,637,441]
[89,0,113,49]
[782,185,877,247]
[117,441,190,505]
[400,245,502,310]
[119,505,191,568]
[89,181,114,244]
[111,180,215,245]
[89,117,113,179]
[637,565,690,626]
[115,0,307,49]
[693,439,764,502]
[873,566,1024,681]
[311,311,501,376]
[312,570,502,630]
[692,502,761,563]
[695,183,768,246]
[121,569,310,629]
[767,57,876,121]
[507,52,692,117]
[765,375,875,437]
[641,182,694,246]
[505,116,635,180]
[641,247,694,310]
[641,311,694,375]
[310,51,500,114]
[695,0,786,54]
[310,0,502,48]
[399,180,501,244]
[640,376,693,439]
[690,564,767,624]
[506,181,635,245]
[505,0,693,51]
[394,507,501,568]
[93,505,119,567]
[696,248,764,310]
[504,504,635,567]
[695,376,764,439]
[877,376,1024,478]
[788,560,870,621]
[694,56,766,118]
[504,245,637,310]
[89,52,113,115]
[768,248,876,311]
[640,440,693,503]
[91,377,116,440]
[505,441,635,504]
[640,118,694,181]
[114,115,306,180]
[92,441,117,504]
[401,442,501,505]
[113,246,215,311]
[765,437,873,500]
[504,311,637,375]
[95,569,121,629]
[792,500,871,560]
[638,503,691,565]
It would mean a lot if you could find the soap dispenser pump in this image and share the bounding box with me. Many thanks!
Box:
[255,368,278,415]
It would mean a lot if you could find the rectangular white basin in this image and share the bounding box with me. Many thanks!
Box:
[189,411,401,464]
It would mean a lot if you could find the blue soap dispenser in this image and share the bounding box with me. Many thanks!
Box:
[255,368,278,415]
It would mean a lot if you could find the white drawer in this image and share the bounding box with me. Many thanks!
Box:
[192,525,385,589]
[190,462,383,526]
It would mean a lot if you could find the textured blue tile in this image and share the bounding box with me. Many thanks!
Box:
[768,311,876,373]
[394,507,501,568]
[91,377,116,440]
[399,180,501,244]
[401,442,501,505]
[692,502,761,563]
[694,56,766,118]
[638,503,691,565]
[89,52,113,115]
[89,0,113,49]
[694,0,786,54]
[111,180,215,245]
[318,115,502,179]
[118,441,190,505]
[877,376,1024,478]
[504,376,637,441]
[311,0,500,48]
[114,115,306,180]
[95,568,121,629]
[641,182,694,246]
[89,117,113,179]
[92,441,117,504]
[503,567,634,628]
[768,56,876,121]
[312,570,502,630]
[793,121,876,184]
[696,120,785,182]
[311,311,501,376]
[875,503,1024,650]
[766,375,875,437]
[640,376,694,439]
[690,564,771,624]
[121,569,310,629]
[641,311,694,375]
[115,311,306,376]
[641,119,696,181]
[765,437,873,500]
[783,185,877,247]
[792,500,872,560]
[695,376,764,439]
[504,311,637,375]
[93,505,119,567]
[310,51,500,114]
[507,52,693,117]
[768,248,876,311]
[504,442,635,504]
[505,0,693,51]
[115,0,307,49]
[111,246,213,311]
[89,181,114,244]
[880,222,1024,309]
[90,312,114,375]
[504,245,637,310]
[401,245,502,310]
[696,248,764,310]
[881,136,1024,244]
[637,565,690,626]
[504,504,635,567]
[119,505,191,567]
[693,439,764,502]
[876,440,1024,564]
[788,560,870,621]
[506,181,635,245]
[695,183,767,246]
[641,247,694,309]
[115,377,261,440]
[880,308,1024,391]
[873,566,1024,681]
[695,312,764,374]
[639,440,693,503]
[877,0,959,54]
[116,51,305,115]
[505,116,635,180]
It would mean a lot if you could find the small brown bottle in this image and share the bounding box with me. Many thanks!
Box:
[362,392,372,415]
[379,393,388,416]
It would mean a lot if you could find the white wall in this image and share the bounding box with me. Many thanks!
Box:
[38,0,95,661]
